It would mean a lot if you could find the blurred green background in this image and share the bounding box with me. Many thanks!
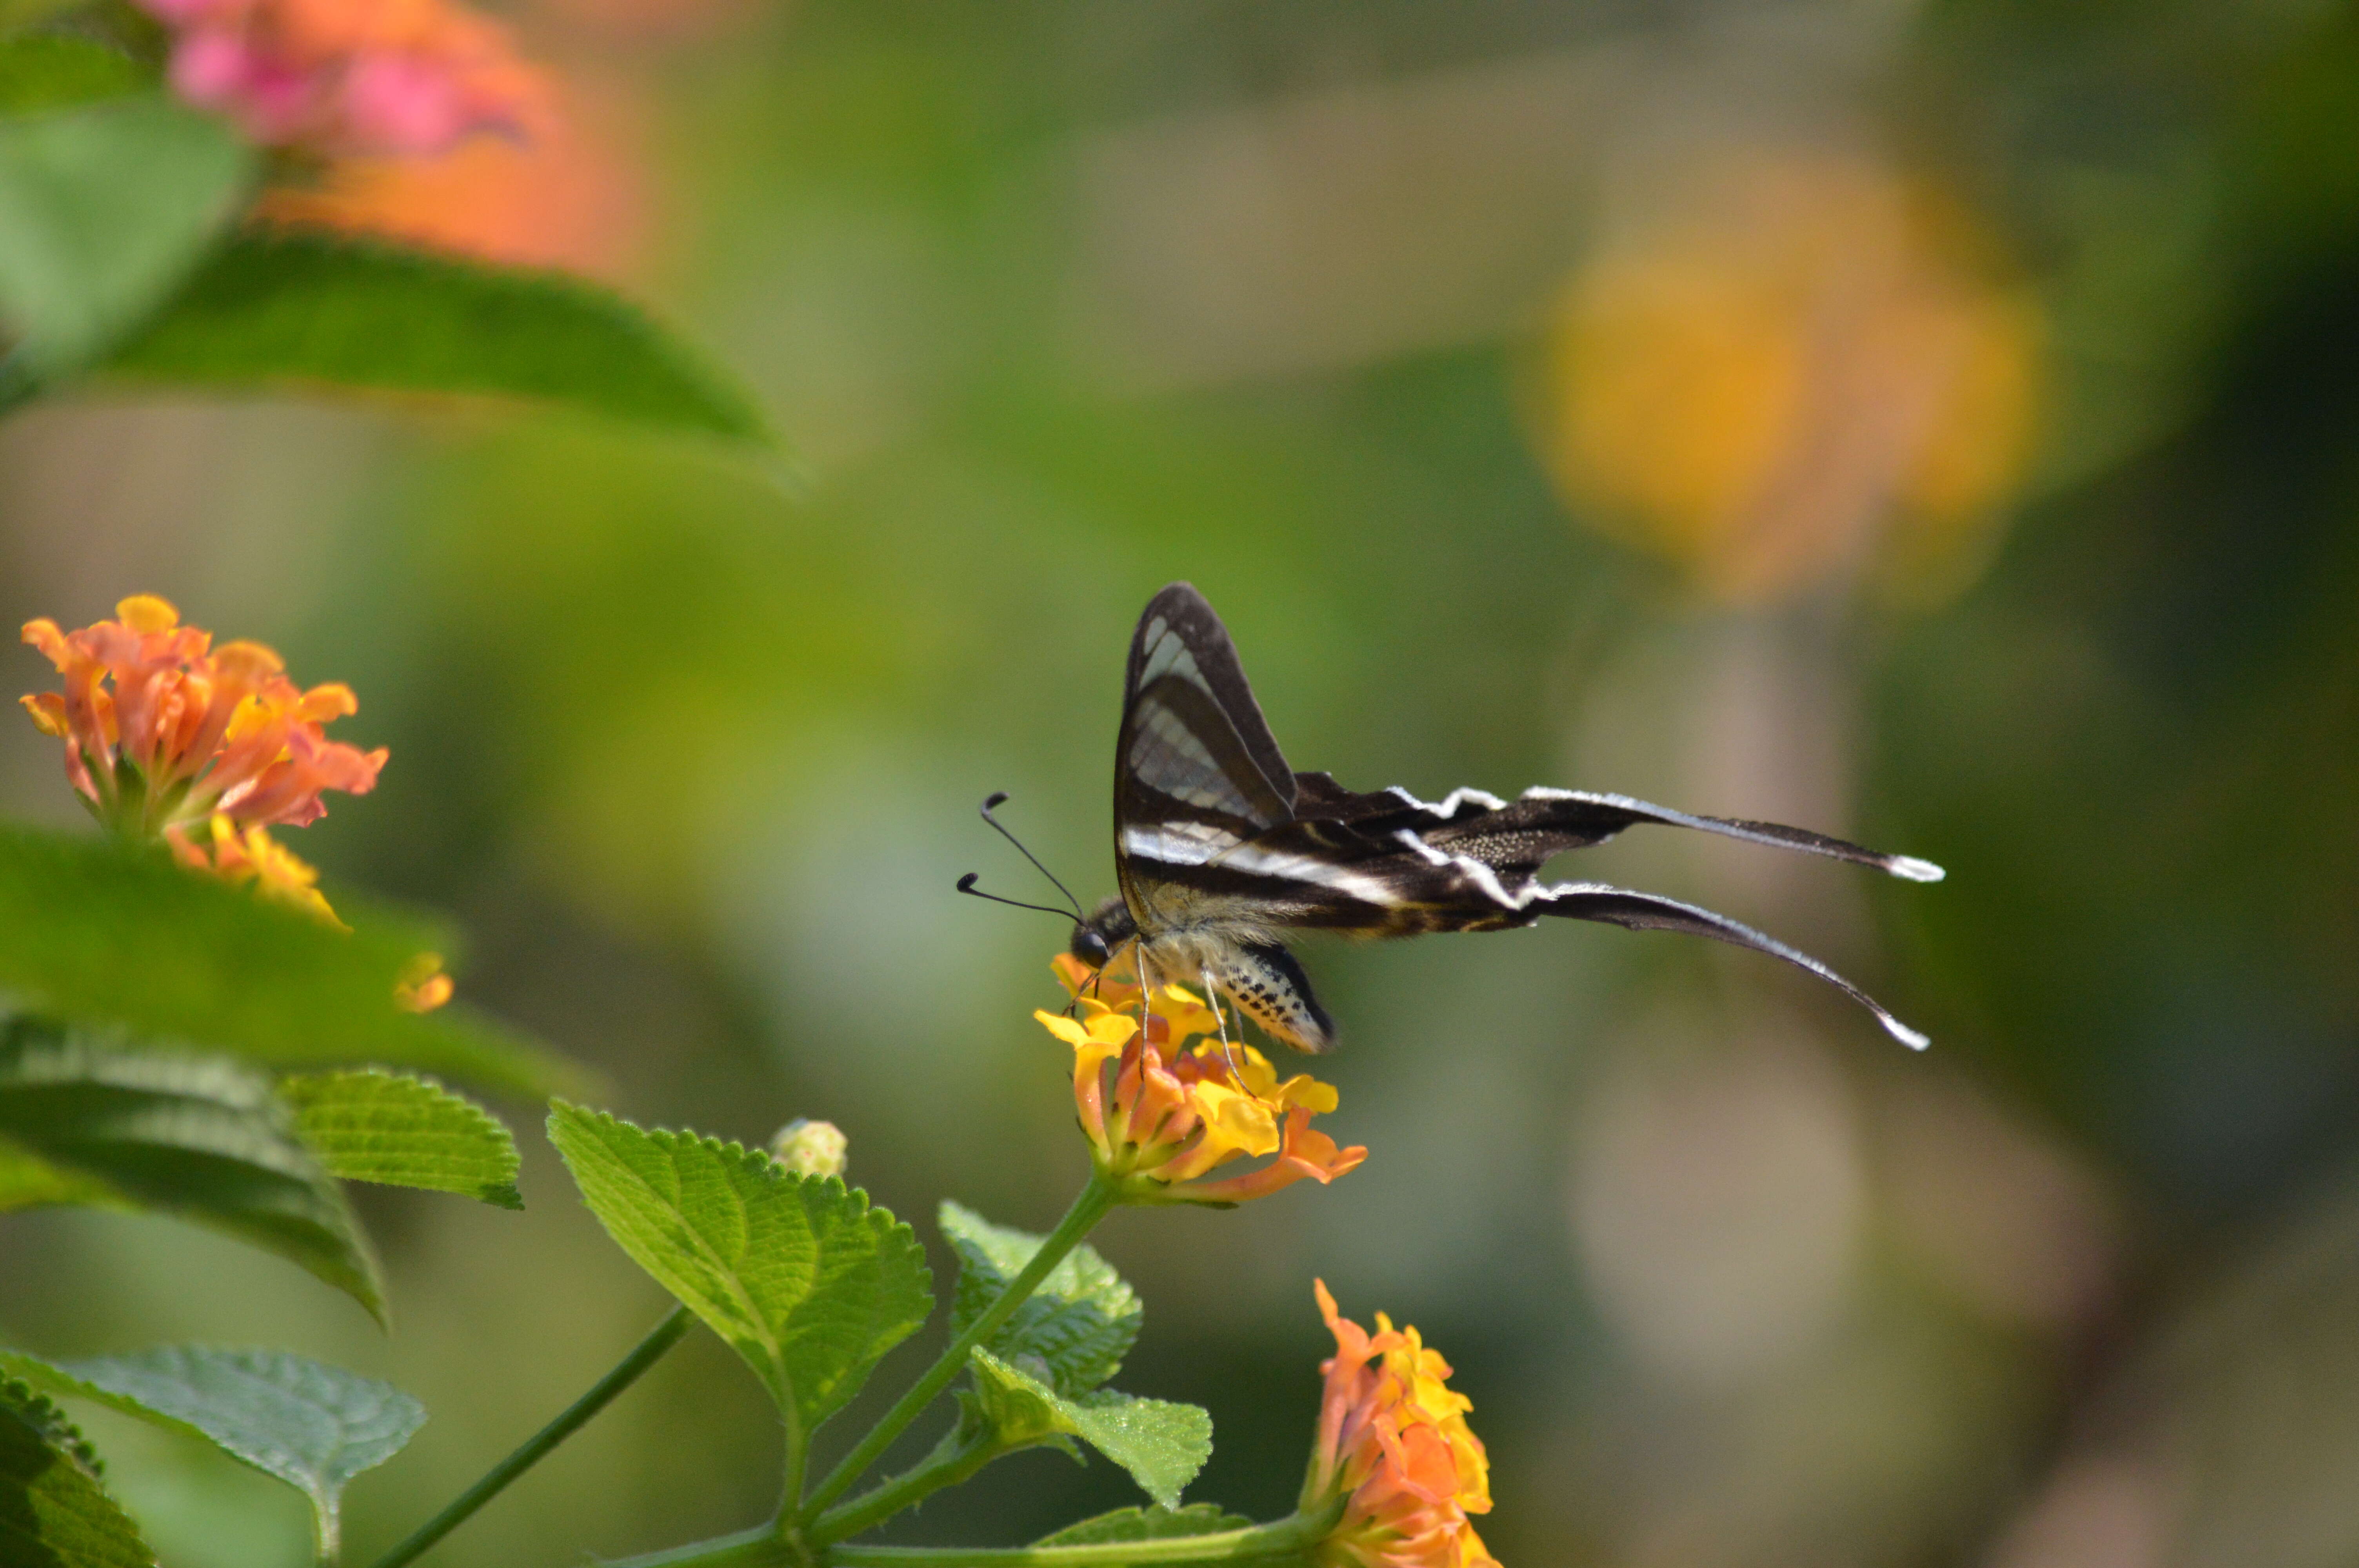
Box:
[7,1,2359,1563]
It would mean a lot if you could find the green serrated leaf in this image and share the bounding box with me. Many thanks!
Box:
[0,1017,386,1323]
[281,1069,522,1209]
[0,35,144,115]
[967,1348,1210,1511]
[0,824,587,1098]
[2,1347,422,1560]
[102,232,773,443]
[941,1200,1140,1396]
[547,1103,931,1436]
[0,1376,154,1568]
[1031,1503,1252,1548]
[0,95,251,392]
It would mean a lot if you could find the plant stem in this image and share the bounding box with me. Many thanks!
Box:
[602,1508,1338,1568]
[600,1523,795,1568]
[812,1432,998,1545]
[365,1305,695,1568]
[798,1174,1121,1529]
[829,1505,1340,1566]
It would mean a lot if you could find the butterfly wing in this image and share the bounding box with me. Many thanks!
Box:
[1112,585,1358,1051]
[1286,774,1944,887]
[1249,774,1937,1046]
[1113,583,1299,926]
[1104,584,1939,1051]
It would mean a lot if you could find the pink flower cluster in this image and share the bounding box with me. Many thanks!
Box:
[139,0,548,156]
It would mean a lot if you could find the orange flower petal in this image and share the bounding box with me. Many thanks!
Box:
[20,618,71,670]
[18,693,67,737]
[293,681,359,722]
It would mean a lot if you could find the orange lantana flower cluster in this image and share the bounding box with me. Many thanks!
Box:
[17,595,423,961]
[21,596,386,842]
[1302,1281,1498,1568]
[1038,953,1366,1206]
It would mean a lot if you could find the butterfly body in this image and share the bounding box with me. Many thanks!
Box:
[1075,583,1943,1054]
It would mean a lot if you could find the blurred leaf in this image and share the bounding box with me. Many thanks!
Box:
[966,1347,1210,1511]
[0,35,144,114]
[0,824,588,1098]
[1,1348,423,1560]
[1032,1503,1251,1547]
[280,1069,522,1209]
[941,1200,1139,1395]
[103,232,774,443]
[0,1016,386,1323]
[547,1103,931,1432]
[0,96,249,394]
[0,1376,151,1568]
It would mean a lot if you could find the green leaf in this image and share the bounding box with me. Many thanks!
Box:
[0,1016,386,1323]
[0,1376,154,1568]
[0,823,587,1098]
[280,1069,522,1209]
[1032,1504,1252,1548]
[967,1348,1210,1511]
[1,1348,422,1560]
[940,1200,1140,1395]
[103,232,773,443]
[0,36,145,116]
[0,96,251,390]
[547,1103,931,1436]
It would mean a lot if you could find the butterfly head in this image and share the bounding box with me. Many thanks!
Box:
[1071,894,1136,971]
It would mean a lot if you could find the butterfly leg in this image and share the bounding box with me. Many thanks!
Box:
[1208,987,1246,1087]
[1133,943,1160,1075]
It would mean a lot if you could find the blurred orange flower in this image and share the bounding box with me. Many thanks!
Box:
[1303,1280,1498,1568]
[20,595,386,841]
[1539,151,2040,605]
[1041,953,1365,1206]
[256,71,651,279]
[140,0,549,156]
[394,951,455,1012]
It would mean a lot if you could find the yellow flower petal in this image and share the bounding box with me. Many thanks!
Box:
[1034,1008,1091,1048]
[1186,1080,1281,1161]
[1088,1012,1141,1048]
[1271,1073,1339,1115]
[115,595,179,633]
[1149,985,1222,1042]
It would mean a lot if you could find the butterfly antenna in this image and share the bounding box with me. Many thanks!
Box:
[955,873,1076,921]
[977,791,1088,920]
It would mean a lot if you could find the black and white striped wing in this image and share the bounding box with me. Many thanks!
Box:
[1113,583,1299,922]
[1105,583,1941,1052]
[1265,775,1940,1047]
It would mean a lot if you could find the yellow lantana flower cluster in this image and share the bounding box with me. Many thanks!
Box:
[1038,953,1366,1206]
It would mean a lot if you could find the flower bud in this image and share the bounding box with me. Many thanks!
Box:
[770,1119,848,1178]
